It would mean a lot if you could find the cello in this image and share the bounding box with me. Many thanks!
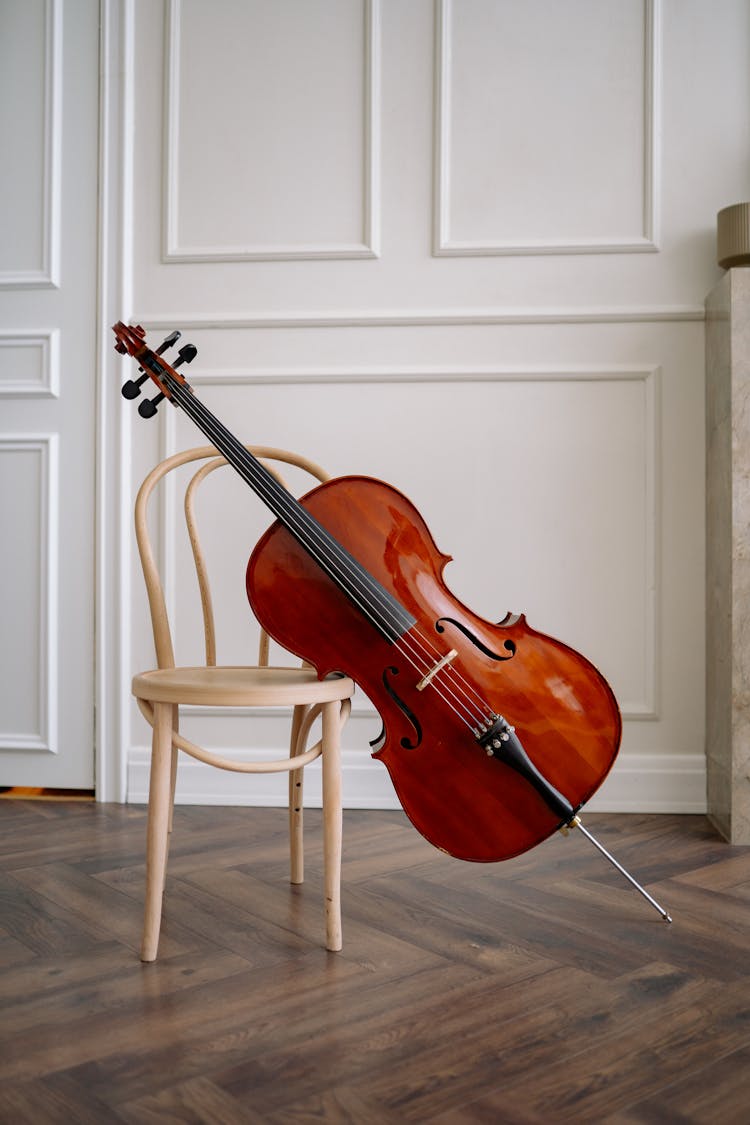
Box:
[114,322,671,921]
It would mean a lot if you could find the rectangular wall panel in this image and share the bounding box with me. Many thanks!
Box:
[0,332,59,397]
[164,0,380,261]
[151,367,657,721]
[435,0,659,255]
[0,436,57,753]
[0,0,61,286]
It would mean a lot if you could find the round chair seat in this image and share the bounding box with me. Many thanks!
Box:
[132,665,355,707]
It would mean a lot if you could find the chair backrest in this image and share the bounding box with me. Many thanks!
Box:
[134,445,330,670]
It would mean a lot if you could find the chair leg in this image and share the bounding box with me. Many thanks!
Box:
[168,704,179,834]
[289,704,307,885]
[321,700,343,952]
[141,701,173,963]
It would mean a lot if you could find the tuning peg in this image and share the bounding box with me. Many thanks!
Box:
[173,343,197,368]
[137,395,162,418]
[155,329,181,355]
[137,342,197,418]
[121,379,144,400]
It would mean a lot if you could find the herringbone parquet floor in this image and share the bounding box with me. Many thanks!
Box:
[0,799,748,1123]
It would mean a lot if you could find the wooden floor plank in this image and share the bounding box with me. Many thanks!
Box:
[0,870,108,958]
[306,962,712,1122]
[10,861,203,959]
[118,1075,267,1125]
[0,803,749,1123]
[603,1043,750,1124]
[446,979,750,1123]
[0,1073,127,1125]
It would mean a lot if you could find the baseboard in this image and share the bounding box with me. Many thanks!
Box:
[127,747,707,813]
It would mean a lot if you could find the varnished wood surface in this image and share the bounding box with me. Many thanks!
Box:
[0,801,749,1122]
[248,476,621,863]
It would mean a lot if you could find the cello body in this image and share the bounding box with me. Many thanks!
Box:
[247,474,622,863]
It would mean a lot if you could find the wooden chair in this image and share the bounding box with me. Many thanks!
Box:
[131,445,354,961]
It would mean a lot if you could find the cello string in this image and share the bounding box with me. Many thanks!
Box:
[171,380,497,728]
[174,383,410,625]
[175,378,501,729]
[403,624,499,727]
[167,380,492,729]
[167,378,495,730]
[172,382,410,635]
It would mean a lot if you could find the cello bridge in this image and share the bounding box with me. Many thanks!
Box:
[416,649,458,692]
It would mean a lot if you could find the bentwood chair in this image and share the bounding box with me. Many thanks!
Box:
[132,445,354,961]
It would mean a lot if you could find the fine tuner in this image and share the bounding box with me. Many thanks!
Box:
[119,328,197,417]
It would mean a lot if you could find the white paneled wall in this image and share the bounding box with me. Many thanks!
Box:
[99,0,750,810]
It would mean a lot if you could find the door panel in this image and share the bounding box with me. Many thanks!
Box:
[0,0,98,789]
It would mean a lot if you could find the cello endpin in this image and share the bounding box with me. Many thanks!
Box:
[570,816,673,923]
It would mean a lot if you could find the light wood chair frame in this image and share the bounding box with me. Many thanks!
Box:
[132,445,354,960]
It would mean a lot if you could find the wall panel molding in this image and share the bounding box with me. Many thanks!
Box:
[0,330,59,397]
[157,364,659,722]
[96,0,136,803]
[0,0,62,288]
[163,0,381,262]
[434,0,661,257]
[0,434,58,753]
[141,304,703,333]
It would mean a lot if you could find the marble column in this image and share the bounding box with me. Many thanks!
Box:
[706,267,750,843]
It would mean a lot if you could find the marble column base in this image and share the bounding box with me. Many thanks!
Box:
[706,268,750,844]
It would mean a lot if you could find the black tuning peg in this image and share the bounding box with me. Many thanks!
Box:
[173,343,197,368]
[137,396,161,418]
[121,330,182,400]
[137,342,197,419]
[121,378,145,400]
[156,329,182,355]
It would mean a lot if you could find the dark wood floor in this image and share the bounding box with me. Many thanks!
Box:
[0,800,749,1123]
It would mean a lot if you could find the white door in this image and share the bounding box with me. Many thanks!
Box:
[0,0,98,789]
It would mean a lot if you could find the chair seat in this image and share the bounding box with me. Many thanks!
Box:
[133,665,355,707]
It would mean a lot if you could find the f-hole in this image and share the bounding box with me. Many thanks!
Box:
[435,617,516,661]
[382,666,422,749]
